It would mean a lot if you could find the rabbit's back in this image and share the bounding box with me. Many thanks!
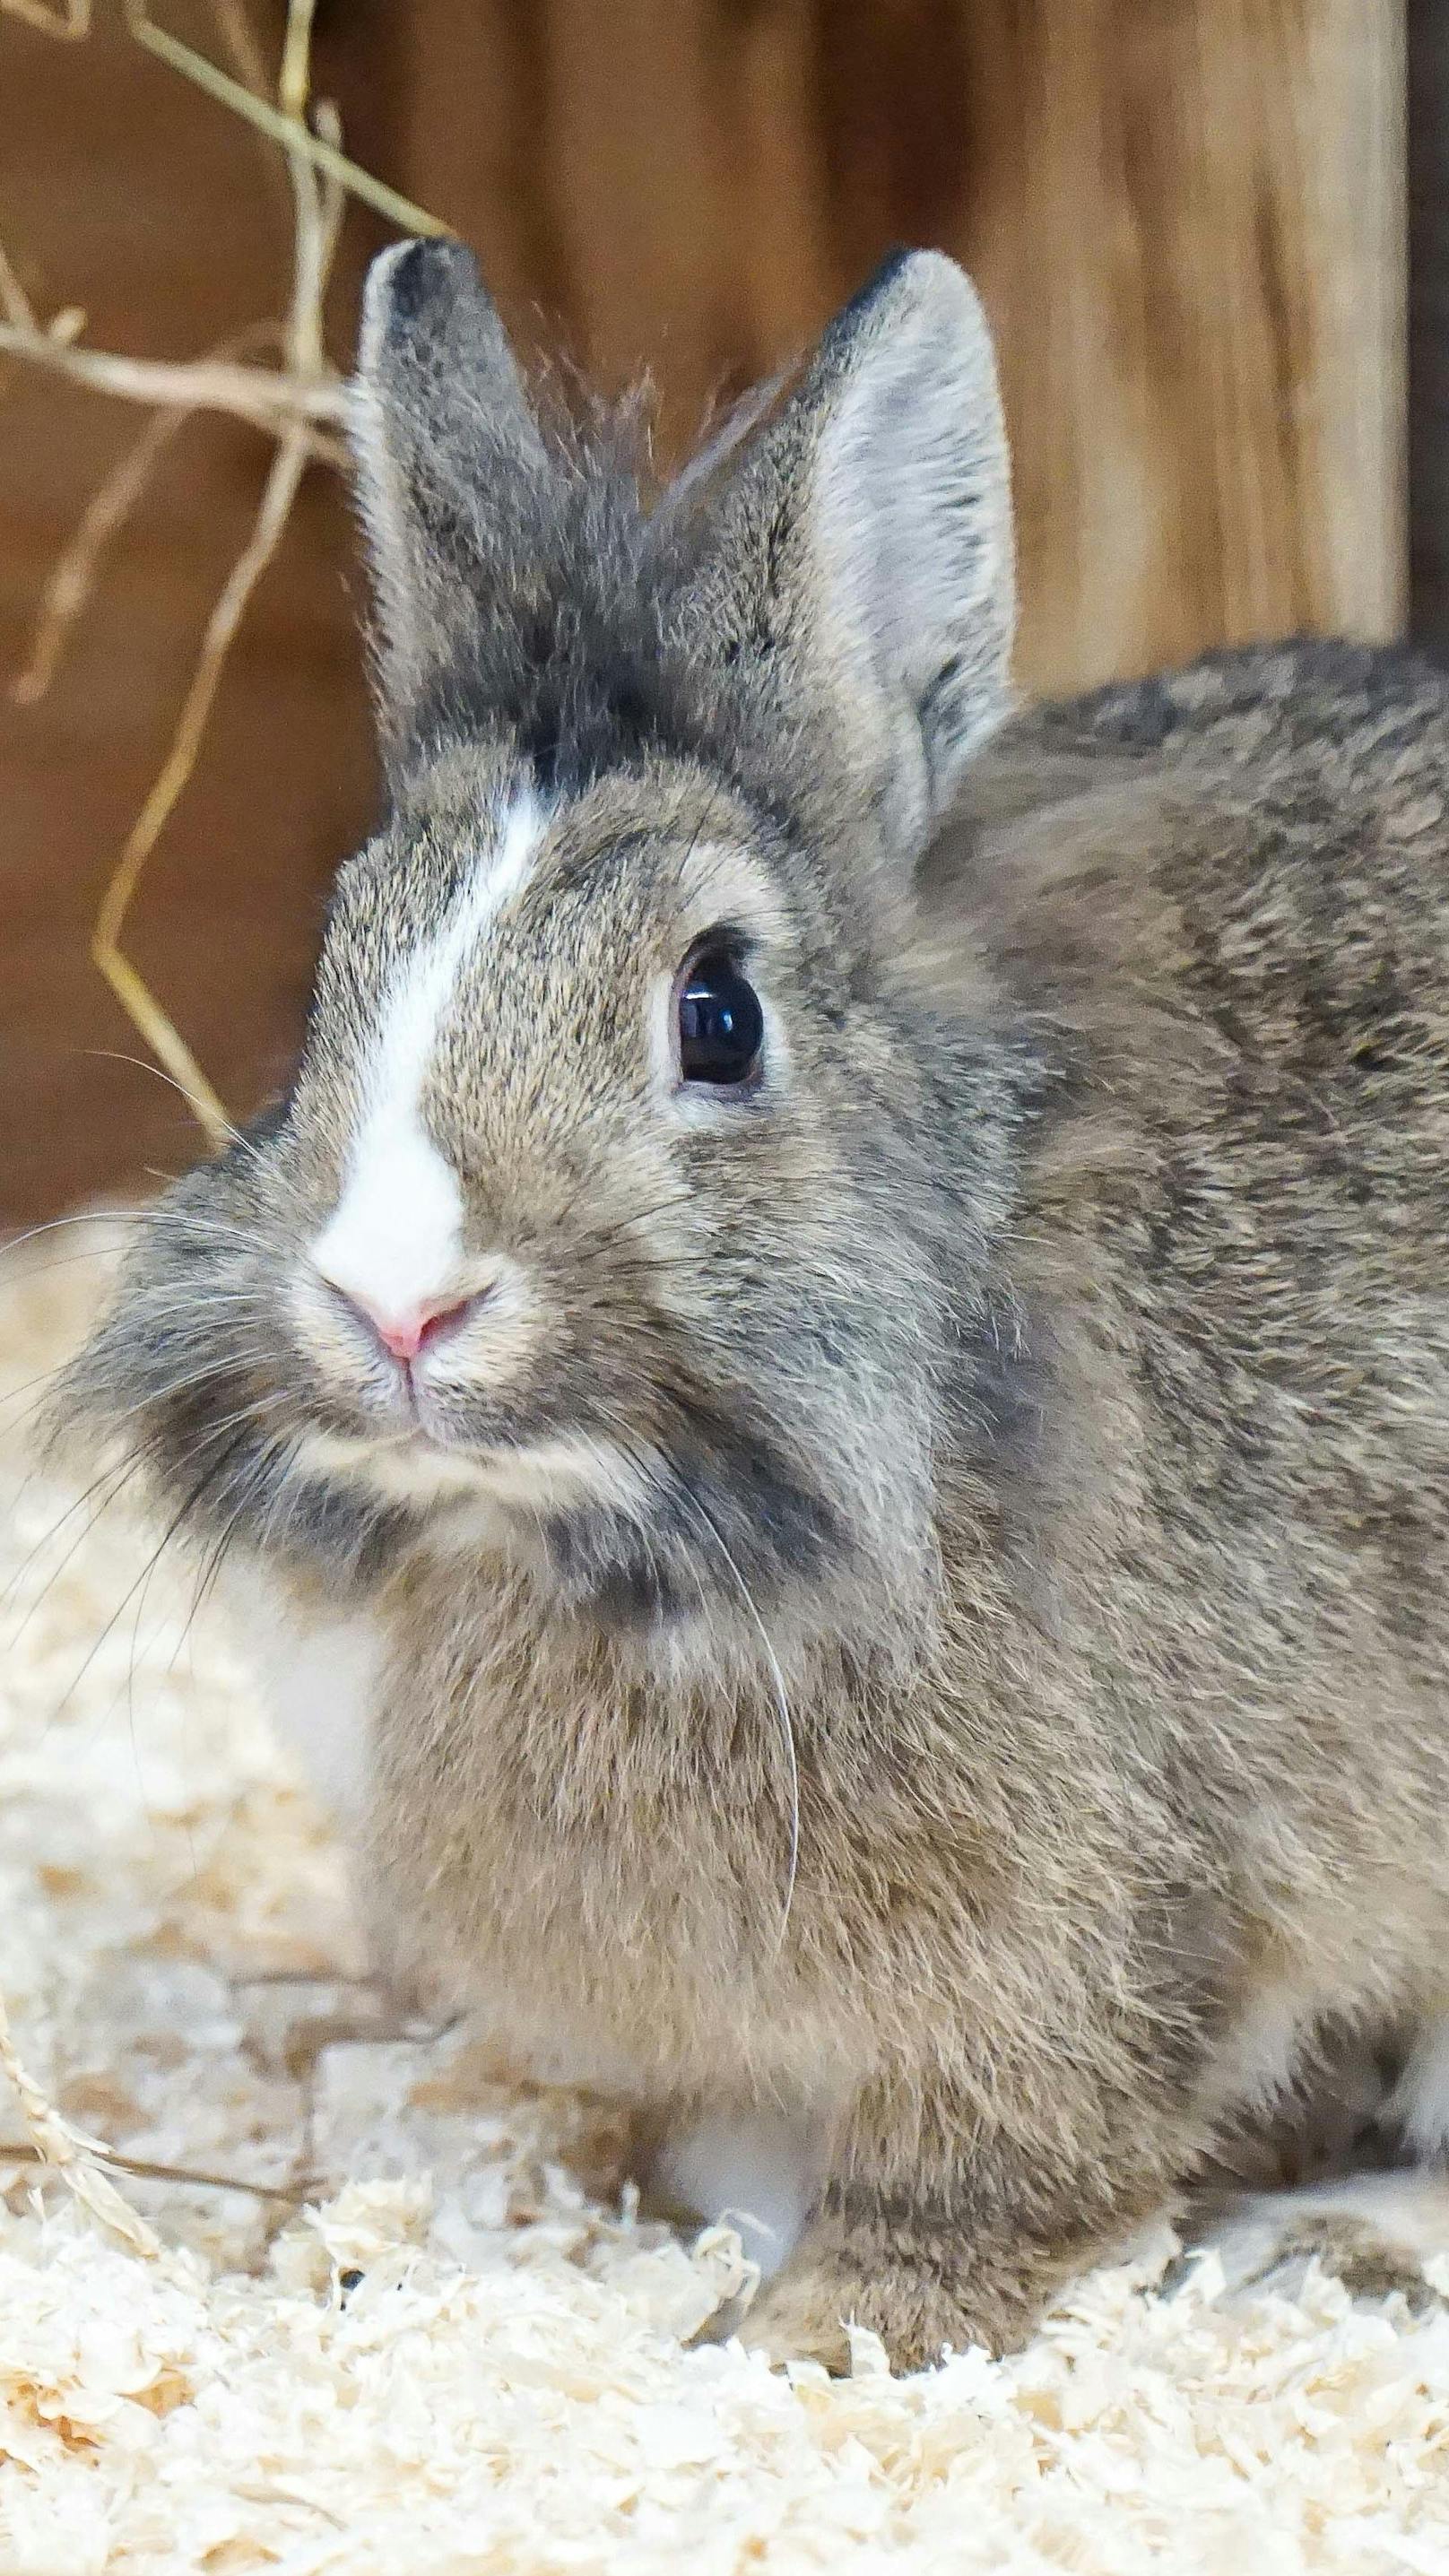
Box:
[943,640,1449,2053]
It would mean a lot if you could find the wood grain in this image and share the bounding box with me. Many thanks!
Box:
[964,0,1407,687]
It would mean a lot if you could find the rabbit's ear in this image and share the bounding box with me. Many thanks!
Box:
[351,239,551,757]
[683,253,1015,847]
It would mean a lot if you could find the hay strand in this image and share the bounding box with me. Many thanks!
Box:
[1,0,89,37]
[13,322,286,708]
[123,0,449,239]
[0,1983,163,2259]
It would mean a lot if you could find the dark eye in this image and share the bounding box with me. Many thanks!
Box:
[677,947,765,1088]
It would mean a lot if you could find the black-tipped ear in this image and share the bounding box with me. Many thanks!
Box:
[677,251,1015,850]
[351,239,551,757]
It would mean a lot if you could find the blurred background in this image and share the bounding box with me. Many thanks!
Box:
[0,1,1417,1223]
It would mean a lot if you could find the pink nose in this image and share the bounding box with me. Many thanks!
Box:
[338,1288,476,1366]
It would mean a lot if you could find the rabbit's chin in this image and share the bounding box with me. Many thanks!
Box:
[285,1418,658,1574]
[290,1418,641,1522]
[281,1417,852,1653]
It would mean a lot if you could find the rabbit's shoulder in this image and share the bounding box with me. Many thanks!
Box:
[928,640,1449,1059]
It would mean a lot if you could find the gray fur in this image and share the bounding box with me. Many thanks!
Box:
[54,244,1449,2369]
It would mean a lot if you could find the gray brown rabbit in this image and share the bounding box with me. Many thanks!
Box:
[56,239,1449,2369]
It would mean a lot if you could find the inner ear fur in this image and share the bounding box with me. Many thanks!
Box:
[669,250,1017,854]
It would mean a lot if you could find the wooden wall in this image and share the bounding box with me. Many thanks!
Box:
[0,0,1406,1223]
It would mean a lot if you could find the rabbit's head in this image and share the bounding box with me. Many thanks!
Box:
[65,242,1021,1661]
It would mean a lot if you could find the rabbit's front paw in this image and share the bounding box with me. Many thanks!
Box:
[733,2211,1031,2376]
[735,2259,855,2373]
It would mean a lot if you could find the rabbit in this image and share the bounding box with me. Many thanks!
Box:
[55,233,1449,2372]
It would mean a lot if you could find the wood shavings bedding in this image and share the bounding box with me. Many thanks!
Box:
[2,1213,1448,2575]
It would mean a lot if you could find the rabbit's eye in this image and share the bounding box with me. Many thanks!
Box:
[677,947,764,1087]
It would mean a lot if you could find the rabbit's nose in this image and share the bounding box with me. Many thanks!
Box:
[334,1285,482,1366]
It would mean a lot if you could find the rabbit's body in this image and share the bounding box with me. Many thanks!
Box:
[59,243,1449,2366]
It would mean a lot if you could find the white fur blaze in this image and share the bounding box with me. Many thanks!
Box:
[312,793,544,1318]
